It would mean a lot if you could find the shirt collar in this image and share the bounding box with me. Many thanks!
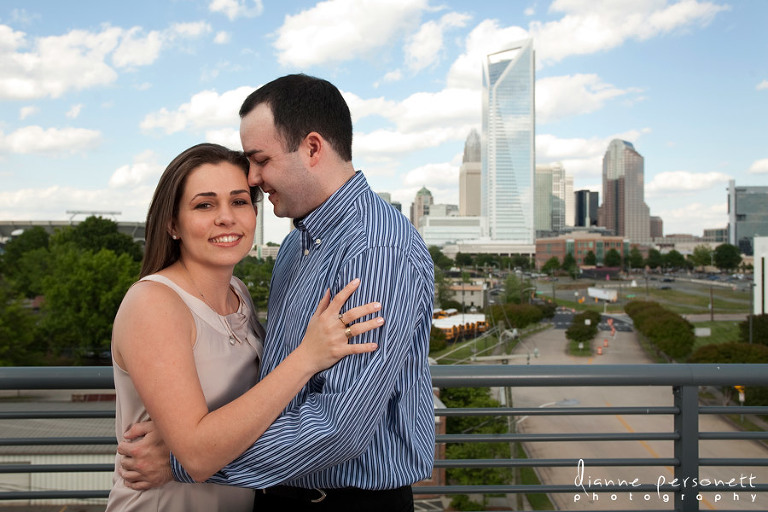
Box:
[294,170,368,240]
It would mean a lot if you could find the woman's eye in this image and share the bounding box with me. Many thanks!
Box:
[194,202,212,210]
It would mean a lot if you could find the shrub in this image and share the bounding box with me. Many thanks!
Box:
[738,314,768,345]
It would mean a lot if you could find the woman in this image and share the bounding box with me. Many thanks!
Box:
[106,143,381,511]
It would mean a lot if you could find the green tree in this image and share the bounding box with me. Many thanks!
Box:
[428,245,453,271]
[434,268,452,308]
[664,249,686,270]
[561,252,578,278]
[512,254,532,270]
[441,387,513,509]
[0,280,40,365]
[455,252,473,268]
[628,247,644,270]
[39,247,140,361]
[713,243,741,272]
[1,227,51,298]
[234,256,274,313]
[739,314,768,345]
[504,273,523,304]
[541,256,560,276]
[584,251,597,266]
[604,248,622,267]
[52,216,143,262]
[646,248,663,270]
[1,226,49,274]
[691,245,713,270]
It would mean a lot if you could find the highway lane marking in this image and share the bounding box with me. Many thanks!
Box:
[606,400,717,510]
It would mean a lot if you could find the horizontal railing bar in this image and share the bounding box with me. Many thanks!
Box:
[5,364,768,390]
[0,411,115,420]
[430,364,768,387]
[436,406,678,416]
[0,491,110,500]
[701,406,768,415]
[699,458,768,466]
[0,437,116,446]
[0,464,113,474]
[700,432,768,440]
[434,458,677,468]
[438,432,677,442]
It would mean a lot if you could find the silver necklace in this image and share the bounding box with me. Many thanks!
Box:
[179,260,242,345]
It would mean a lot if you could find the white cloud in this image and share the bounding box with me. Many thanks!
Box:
[19,106,38,120]
[109,150,164,188]
[748,158,768,174]
[374,69,403,87]
[214,31,231,44]
[536,74,640,124]
[535,130,651,181]
[532,0,729,66]
[0,24,121,99]
[653,200,727,235]
[209,0,264,21]
[446,19,529,90]
[0,21,212,100]
[66,104,83,119]
[112,27,163,68]
[0,125,101,154]
[757,80,768,91]
[170,22,212,39]
[140,86,254,134]
[0,185,154,223]
[646,170,731,197]
[273,0,429,67]
[404,12,471,73]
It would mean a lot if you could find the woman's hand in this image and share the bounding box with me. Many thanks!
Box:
[298,278,382,372]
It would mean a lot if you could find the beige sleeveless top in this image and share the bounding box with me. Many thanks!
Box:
[106,274,264,512]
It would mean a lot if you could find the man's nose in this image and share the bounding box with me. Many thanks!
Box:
[247,163,263,187]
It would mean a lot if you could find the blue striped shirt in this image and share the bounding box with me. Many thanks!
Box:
[172,171,435,489]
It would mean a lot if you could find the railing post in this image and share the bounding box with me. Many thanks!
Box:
[674,384,699,512]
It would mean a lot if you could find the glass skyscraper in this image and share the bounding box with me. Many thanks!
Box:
[728,180,768,255]
[598,139,651,243]
[482,39,535,243]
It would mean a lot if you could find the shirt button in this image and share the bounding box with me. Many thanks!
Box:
[304,249,309,256]
[315,238,322,245]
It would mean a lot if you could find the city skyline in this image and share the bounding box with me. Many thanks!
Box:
[0,1,766,244]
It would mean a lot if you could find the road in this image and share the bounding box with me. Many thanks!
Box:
[507,317,768,511]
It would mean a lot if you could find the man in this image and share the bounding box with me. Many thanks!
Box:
[119,74,435,512]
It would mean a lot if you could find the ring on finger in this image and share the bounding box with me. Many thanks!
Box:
[344,326,353,339]
[338,313,348,327]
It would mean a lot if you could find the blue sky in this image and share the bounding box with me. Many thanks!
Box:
[1,0,766,244]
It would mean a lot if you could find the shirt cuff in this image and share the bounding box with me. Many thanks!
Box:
[170,453,195,483]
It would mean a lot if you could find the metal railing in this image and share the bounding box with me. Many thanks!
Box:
[1,364,768,511]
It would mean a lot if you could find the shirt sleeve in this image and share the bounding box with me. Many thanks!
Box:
[172,244,433,488]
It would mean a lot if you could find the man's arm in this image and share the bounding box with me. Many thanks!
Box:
[174,245,433,488]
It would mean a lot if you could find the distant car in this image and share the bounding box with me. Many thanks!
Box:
[660,285,672,290]
[662,277,674,282]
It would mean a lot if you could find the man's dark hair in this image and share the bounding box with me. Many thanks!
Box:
[240,74,353,162]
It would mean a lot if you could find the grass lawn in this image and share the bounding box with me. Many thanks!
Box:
[690,321,742,352]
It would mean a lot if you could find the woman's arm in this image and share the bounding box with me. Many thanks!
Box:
[114,278,380,483]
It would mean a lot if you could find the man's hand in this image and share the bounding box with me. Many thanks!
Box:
[117,420,173,490]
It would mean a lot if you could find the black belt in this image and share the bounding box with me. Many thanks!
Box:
[261,485,409,504]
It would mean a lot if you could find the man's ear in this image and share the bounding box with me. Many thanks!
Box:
[304,132,323,167]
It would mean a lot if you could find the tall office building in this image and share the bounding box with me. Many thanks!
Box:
[459,129,482,217]
[575,189,599,227]
[597,139,651,243]
[534,162,567,234]
[410,186,433,228]
[565,174,574,227]
[482,39,535,243]
[728,180,768,255]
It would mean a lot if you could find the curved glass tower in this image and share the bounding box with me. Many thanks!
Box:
[482,39,535,243]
